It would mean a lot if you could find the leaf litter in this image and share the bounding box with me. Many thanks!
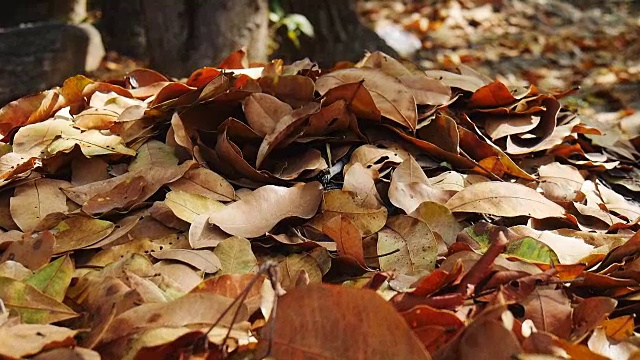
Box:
[0,45,639,359]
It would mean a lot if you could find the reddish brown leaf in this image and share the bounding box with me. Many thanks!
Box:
[262,283,431,359]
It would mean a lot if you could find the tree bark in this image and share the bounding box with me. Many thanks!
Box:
[98,0,147,59]
[140,0,269,77]
[272,0,398,68]
[0,0,86,27]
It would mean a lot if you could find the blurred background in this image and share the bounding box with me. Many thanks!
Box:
[1,0,639,117]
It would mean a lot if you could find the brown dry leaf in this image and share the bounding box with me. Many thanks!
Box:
[188,214,229,249]
[71,157,109,186]
[169,167,235,202]
[128,140,179,172]
[73,107,119,130]
[309,189,387,236]
[389,156,452,214]
[410,201,462,246]
[378,215,438,276]
[47,129,136,157]
[12,119,79,157]
[255,102,320,168]
[521,289,573,339]
[445,181,565,218]
[243,93,293,137]
[32,347,101,360]
[322,215,366,267]
[316,67,418,130]
[278,252,323,290]
[153,261,203,293]
[418,113,460,153]
[424,69,486,92]
[458,318,522,360]
[0,324,78,359]
[10,178,70,232]
[539,162,585,202]
[209,182,322,238]
[468,81,523,108]
[51,216,115,253]
[572,297,618,342]
[0,231,55,270]
[0,89,63,139]
[304,100,352,137]
[345,144,407,174]
[362,51,452,106]
[150,249,221,273]
[588,327,640,359]
[64,160,197,207]
[164,190,224,223]
[100,292,247,345]
[0,260,32,279]
[258,74,315,108]
[263,283,430,359]
[82,175,146,215]
[343,162,383,209]
[322,81,381,121]
[600,316,635,342]
[192,274,265,315]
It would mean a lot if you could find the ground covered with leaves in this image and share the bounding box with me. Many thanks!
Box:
[0,44,640,359]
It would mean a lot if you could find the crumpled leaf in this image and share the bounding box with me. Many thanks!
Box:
[389,156,452,213]
[316,67,418,130]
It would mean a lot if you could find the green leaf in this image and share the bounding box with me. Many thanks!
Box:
[25,255,74,302]
[0,277,77,324]
[463,225,491,251]
[505,237,560,264]
[213,236,258,274]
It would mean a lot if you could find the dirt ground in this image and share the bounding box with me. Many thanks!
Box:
[358,0,640,116]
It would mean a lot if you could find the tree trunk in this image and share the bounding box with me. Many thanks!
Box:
[98,0,147,59]
[272,0,398,68]
[141,0,269,77]
[0,0,86,27]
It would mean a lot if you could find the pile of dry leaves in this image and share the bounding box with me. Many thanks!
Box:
[0,50,639,359]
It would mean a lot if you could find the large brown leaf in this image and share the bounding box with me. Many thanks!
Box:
[262,283,431,359]
[100,292,248,345]
[0,324,78,359]
[445,181,565,219]
[10,178,70,232]
[208,182,323,238]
